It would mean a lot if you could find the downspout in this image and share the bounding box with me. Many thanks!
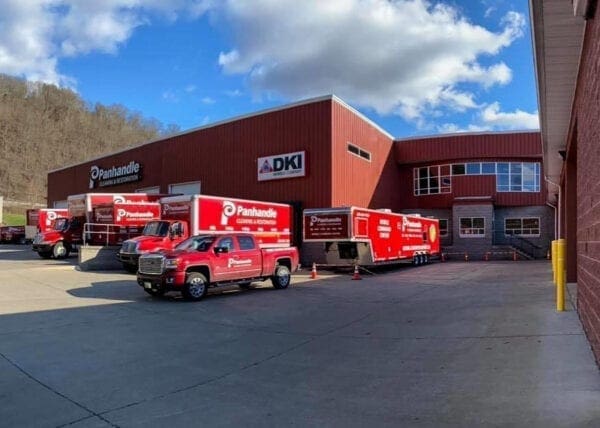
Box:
[545,176,560,239]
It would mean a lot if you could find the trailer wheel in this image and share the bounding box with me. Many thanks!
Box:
[38,251,52,259]
[183,272,208,301]
[52,242,69,259]
[412,255,420,266]
[424,254,430,264]
[271,265,291,289]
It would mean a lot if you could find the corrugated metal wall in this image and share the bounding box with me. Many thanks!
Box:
[48,101,333,208]
[330,102,399,209]
[395,132,542,164]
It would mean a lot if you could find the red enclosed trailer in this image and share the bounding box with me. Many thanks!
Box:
[303,207,440,266]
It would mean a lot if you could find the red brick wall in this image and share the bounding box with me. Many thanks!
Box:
[574,13,600,363]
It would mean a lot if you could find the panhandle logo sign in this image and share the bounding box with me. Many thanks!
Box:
[257,151,305,182]
[89,161,142,189]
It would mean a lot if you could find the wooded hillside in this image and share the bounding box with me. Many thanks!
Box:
[0,74,175,207]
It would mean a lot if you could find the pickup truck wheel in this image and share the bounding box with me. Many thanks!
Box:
[52,242,69,259]
[183,272,208,301]
[38,251,52,259]
[239,281,252,289]
[123,263,137,273]
[271,265,291,289]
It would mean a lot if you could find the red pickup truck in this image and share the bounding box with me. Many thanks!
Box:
[136,233,299,301]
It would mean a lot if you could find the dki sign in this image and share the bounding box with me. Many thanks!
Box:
[257,151,306,182]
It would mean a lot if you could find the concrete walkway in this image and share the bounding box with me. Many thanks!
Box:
[1,246,599,427]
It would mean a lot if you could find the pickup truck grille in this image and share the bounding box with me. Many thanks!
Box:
[121,241,137,254]
[138,255,164,275]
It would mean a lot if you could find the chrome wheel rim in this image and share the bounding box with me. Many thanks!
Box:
[189,277,205,298]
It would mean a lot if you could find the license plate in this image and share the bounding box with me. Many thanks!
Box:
[144,282,152,289]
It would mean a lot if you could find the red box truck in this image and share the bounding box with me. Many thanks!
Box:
[89,202,161,246]
[303,207,440,266]
[25,208,69,242]
[32,193,164,259]
[118,194,292,272]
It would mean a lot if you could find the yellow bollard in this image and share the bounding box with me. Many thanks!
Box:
[556,239,566,312]
[552,240,558,284]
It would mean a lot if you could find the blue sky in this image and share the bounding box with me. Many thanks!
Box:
[0,0,538,138]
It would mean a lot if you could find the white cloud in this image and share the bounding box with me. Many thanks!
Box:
[215,0,525,123]
[185,84,197,92]
[480,102,539,129]
[162,89,178,102]
[0,0,211,86]
[437,102,539,133]
[201,96,215,104]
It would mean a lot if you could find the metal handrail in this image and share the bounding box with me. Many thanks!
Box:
[491,230,544,259]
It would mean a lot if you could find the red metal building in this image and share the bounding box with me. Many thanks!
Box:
[47,95,549,262]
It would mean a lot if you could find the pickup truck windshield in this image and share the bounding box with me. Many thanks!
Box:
[176,235,215,251]
[143,221,170,237]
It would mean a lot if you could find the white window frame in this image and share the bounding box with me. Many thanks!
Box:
[459,217,485,238]
[347,143,371,162]
[169,181,201,195]
[53,200,68,209]
[413,164,452,196]
[136,186,161,194]
[504,217,541,237]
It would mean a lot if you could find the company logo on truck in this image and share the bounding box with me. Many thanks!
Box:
[162,203,190,216]
[221,201,278,226]
[309,215,342,226]
[401,216,422,232]
[89,161,142,189]
[45,211,59,226]
[116,209,158,222]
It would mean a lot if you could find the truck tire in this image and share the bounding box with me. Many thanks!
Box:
[271,265,291,289]
[123,263,137,273]
[183,272,208,301]
[52,242,69,259]
[38,251,52,259]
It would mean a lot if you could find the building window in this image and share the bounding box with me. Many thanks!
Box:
[136,186,160,194]
[439,219,449,236]
[459,217,485,237]
[452,164,465,175]
[505,217,540,236]
[413,165,451,195]
[496,162,540,193]
[466,163,481,175]
[169,181,201,195]
[347,143,371,161]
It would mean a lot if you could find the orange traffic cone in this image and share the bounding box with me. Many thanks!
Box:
[441,253,446,262]
[513,250,517,261]
[546,250,550,260]
[464,252,469,262]
[484,252,489,261]
[352,265,362,280]
[310,262,318,279]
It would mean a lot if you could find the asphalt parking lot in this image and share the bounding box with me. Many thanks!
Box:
[1,245,600,427]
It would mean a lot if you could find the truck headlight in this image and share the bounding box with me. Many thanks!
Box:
[164,259,179,270]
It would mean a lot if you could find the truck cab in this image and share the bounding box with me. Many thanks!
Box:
[118,219,189,272]
[32,216,83,259]
[137,233,299,301]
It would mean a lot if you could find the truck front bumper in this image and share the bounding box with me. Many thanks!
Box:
[137,271,186,293]
[32,243,53,253]
[118,252,140,266]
